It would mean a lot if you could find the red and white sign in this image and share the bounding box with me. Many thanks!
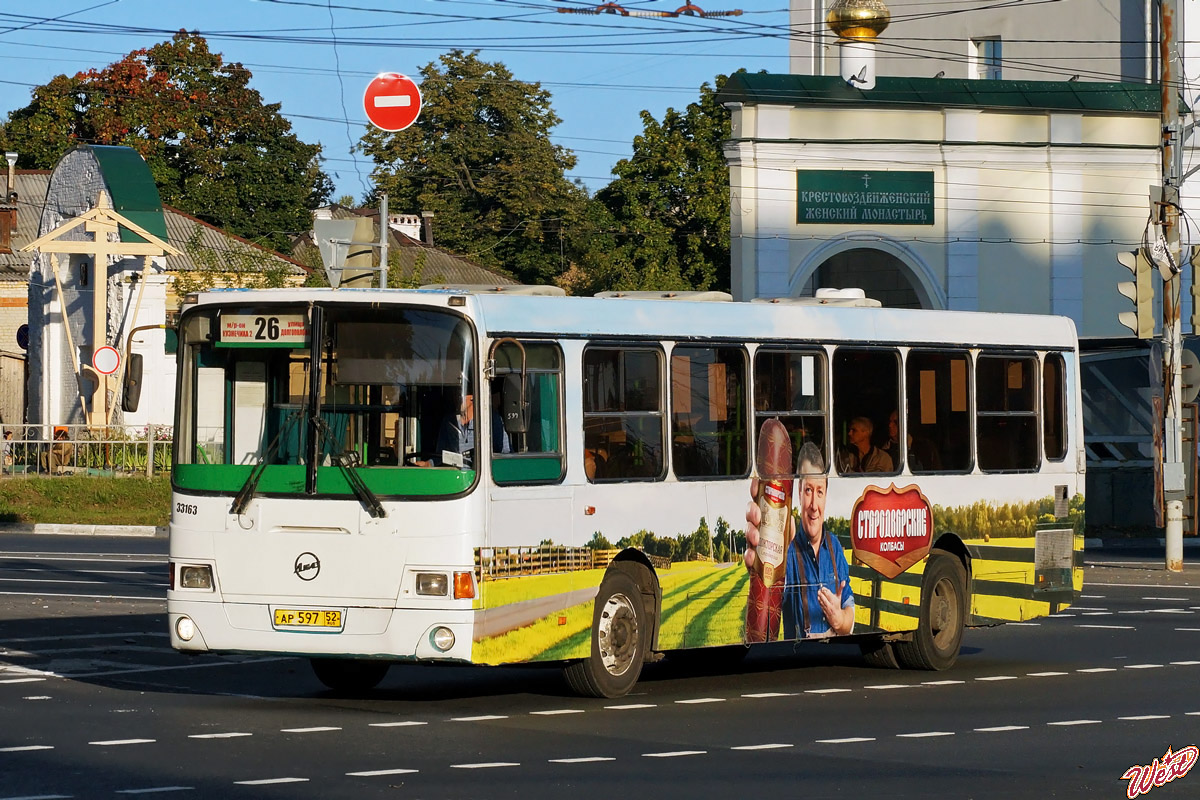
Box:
[363,73,422,132]
[93,345,120,376]
[850,483,934,579]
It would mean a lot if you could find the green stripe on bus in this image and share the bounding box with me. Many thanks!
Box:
[492,456,563,484]
[174,463,474,496]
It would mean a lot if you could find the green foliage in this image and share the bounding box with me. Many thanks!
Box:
[172,223,295,295]
[568,73,735,294]
[586,531,613,550]
[0,476,170,526]
[0,32,331,251]
[360,50,586,286]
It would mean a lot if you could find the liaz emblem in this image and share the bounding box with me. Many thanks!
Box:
[294,552,320,581]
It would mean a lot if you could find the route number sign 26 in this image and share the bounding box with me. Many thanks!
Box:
[218,314,308,348]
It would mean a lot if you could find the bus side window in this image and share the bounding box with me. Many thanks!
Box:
[583,346,665,482]
[491,341,566,485]
[670,345,748,479]
[1043,353,1067,462]
[976,353,1039,472]
[906,350,971,473]
[753,348,827,475]
[832,348,901,475]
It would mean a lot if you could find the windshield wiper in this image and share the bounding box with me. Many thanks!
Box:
[314,418,387,519]
[230,411,301,516]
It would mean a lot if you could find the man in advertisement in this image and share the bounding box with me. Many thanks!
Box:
[745,442,855,639]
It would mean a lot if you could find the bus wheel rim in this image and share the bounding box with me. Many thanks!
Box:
[929,577,958,649]
[598,591,638,676]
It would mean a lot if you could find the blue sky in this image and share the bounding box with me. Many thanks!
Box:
[0,1,789,205]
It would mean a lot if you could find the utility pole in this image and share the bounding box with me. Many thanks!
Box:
[1160,0,1184,572]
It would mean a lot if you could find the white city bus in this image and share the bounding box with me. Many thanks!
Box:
[167,286,1083,697]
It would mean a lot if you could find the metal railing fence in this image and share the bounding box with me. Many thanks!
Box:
[0,424,173,478]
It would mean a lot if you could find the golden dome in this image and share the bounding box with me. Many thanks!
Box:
[826,0,890,40]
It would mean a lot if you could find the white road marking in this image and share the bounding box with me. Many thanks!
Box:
[1119,715,1170,721]
[922,680,965,685]
[1080,594,1106,599]
[1070,607,1108,612]
[1080,612,1112,616]
[0,678,47,685]
[531,709,585,716]
[0,794,71,799]
[1118,610,1150,615]
[1,631,165,645]
[0,745,54,752]
[1047,720,1101,726]
[451,715,507,722]
[0,590,161,602]
[643,751,705,758]
[976,676,1018,682]
[805,688,851,694]
[234,778,308,785]
[605,703,655,710]
[1176,628,1200,632]
[1027,672,1068,677]
[89,739,155,746]
[1124,664,1163,669]
[23,696,51,700]
[743,692,795,698]
[975,725,1029,732]
[188,732,251,739]
[1077,668,1117,673]
[369,721,427,727]
[1088,582,1200,590]
[1048,613,1075,618]
[731,743,793,750]
[898,731,954,738]
[1170,660,1200,665]
[346,768,418,777]
[1150,609,1192,614]
[280,727,340,733]
[115,788,193,795]
[1077,624,1135,630]
[1008,622,1040,626]
[1143,597,1190,602]
[816,737,874,744]
[1187,712,1200,716]
[450,762,519,769]
[864,684,912,690]
[676,697,724,704]
[549,757,615,763]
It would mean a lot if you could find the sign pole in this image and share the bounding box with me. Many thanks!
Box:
[1161,0,1184,572]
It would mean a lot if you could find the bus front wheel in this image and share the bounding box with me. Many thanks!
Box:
[310,658,390,693]
[564,571,647,698]
[894,553,967,671]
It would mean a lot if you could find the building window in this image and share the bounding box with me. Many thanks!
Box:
[973,37,1002,80]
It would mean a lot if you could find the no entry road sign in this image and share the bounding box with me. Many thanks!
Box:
[364,73,422,132]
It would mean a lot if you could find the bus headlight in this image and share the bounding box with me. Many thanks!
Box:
[430,626,455,652]
[179,565,213,590]
[416,573,448,596]
[176,616,196,642]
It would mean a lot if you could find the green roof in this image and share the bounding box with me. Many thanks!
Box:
[88,145,168,244]
[716,73,1171,115]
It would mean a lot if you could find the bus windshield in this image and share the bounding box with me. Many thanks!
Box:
[173,301,477,497]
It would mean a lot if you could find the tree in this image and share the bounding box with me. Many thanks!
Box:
[359,50,586,286]
[0,32,331,252]
[580,73,736,294]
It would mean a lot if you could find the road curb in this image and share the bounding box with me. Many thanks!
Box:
[0,523,166,538]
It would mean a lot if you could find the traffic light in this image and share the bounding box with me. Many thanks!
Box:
[1117,249,1154,338]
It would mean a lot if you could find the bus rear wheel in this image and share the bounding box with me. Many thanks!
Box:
[894,553,967,671]
[564,571,647,698]
[310,658,390,692]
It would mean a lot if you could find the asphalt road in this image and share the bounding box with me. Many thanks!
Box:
[1,534,1198,799]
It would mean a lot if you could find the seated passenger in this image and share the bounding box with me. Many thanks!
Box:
[419,390,510,468]
[835,416,893,474]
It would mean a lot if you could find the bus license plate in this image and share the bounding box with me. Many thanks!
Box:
[274,608,342,628]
